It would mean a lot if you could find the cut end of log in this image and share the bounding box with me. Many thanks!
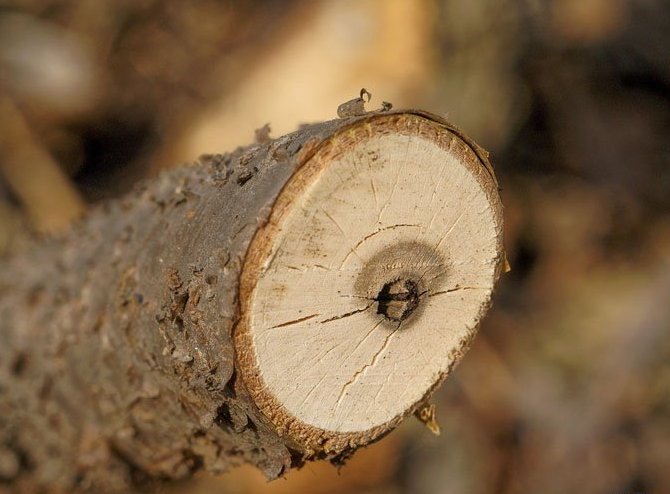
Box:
[235,112,503,453]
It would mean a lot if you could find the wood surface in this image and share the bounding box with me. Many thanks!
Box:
[0,110,503,492]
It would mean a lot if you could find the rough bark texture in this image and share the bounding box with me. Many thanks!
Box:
[0,110,498,493]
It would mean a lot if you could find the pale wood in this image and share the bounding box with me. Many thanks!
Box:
[236,113,503,452]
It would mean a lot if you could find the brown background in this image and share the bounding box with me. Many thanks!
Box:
[1,1,669,493]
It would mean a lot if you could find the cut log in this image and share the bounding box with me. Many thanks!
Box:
[0,110,504,492]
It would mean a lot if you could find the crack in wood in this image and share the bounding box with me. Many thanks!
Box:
[435,212,464,251]
[320,302,374,324]
[370,178,379,208]
[270,313,320,329]
[320,206,347,237]
[336,322,399,407]
[428,286,488,297]
[352,223,421,255]
[339,223,421,270]
[376,157,403,226]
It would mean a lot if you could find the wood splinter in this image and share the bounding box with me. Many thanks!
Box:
[0,110,504,492]
[336,88,393,118]
[337,88,372,117]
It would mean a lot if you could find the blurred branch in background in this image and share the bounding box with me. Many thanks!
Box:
[0,96,85,233]
[0,12,96,237]
[153,0,436,169]
[0,0,308,235]
[1,0,670,493]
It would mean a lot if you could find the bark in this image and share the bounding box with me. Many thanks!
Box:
[0,110,501,493]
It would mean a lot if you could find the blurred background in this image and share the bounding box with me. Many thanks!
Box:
[1,0,669,493]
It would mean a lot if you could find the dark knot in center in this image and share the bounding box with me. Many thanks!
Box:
[375,278,421,322]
